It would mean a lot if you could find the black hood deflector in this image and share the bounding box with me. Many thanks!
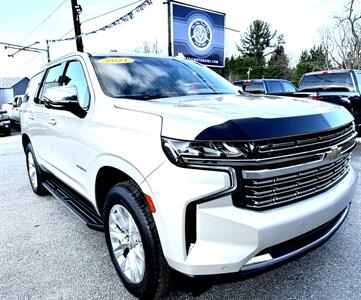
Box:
[195,109,353,141]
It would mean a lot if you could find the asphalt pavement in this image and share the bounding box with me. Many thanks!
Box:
[0,134,360,300]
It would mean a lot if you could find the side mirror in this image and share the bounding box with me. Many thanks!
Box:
[43,86,86,118]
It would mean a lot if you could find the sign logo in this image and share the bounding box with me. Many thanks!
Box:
[325,146,342,161]
[188,18,212,51]
[171,3,225,67]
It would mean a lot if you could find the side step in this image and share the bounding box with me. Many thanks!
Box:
[43,176,104,232]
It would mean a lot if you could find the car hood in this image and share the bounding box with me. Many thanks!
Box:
[114,93,353,141]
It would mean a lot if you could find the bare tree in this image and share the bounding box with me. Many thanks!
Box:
[134,40,161,54]
[320,0,361,68]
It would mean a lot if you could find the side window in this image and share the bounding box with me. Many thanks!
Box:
[266,81,283,93]
[38,63,66,104]
[25,72,44,103]
[282,81,297,93]
[62,61,90,109]
[244,82,265,94]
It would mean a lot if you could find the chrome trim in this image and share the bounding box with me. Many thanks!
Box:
[246,167,349,200]
[242,153,350,179]
[257,126,354,154]
[245,158,349,190]
[241,204,350,272]
[245,169,349,209]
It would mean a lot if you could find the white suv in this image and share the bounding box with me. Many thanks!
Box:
[22,52,357,299]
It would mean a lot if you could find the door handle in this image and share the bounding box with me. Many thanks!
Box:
[28,114,35,120]
[48,118,57,126]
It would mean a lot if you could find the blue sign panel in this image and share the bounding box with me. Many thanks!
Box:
[171,2,225,68]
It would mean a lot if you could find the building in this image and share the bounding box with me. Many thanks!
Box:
[0,77,29,106]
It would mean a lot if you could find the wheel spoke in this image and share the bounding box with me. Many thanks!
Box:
[132,252,140,282]
[134,250,144,277]
[115,208,129,232]
[27,152,38,189]
[128,215,136,235]
[109,227,125,241]
[134,244,145,261]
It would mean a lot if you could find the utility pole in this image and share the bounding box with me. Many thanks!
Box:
[247,67,252,80]
[71,0,84,52]
[46,40,51,62]
[167,0,172,57]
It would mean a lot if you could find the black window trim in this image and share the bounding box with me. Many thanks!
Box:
[62,59,91,111]
[35,59,92,111]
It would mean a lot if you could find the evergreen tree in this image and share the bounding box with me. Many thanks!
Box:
[237,20,277,78]
[264,45,292,80]
[294,46,328,82]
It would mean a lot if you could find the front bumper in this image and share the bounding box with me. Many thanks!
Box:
[142,161,357,276]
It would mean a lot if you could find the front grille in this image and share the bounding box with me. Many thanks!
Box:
[242,155,350,209]
[252,122,355,159]
[235,122,356,210]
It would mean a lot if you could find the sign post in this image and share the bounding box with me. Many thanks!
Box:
[170,1,225,68]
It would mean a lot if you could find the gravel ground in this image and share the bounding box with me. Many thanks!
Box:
[0,135,360,300]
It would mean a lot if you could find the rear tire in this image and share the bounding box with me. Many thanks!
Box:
[4,128,11,136]
[25,143,48,196]
[104,181,172,299]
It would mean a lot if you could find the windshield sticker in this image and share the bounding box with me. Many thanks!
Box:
[97,57,135,64]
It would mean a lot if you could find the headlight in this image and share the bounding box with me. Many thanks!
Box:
[162,137,254,166]
[0,113,9,120]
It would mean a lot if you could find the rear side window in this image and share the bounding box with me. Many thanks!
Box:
[26,72,44,103]
[62,61,90,109]
[282,81,296,93]
[37,63,66,104]
[244,82,265,94]
[266,81,283,93]
[298,72,354,92]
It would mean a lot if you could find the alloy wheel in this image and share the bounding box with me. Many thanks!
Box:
[109,204,145,284]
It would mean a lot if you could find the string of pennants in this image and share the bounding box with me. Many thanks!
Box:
[48,0,153,43]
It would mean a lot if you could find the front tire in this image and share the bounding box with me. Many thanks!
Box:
[25,143,48,196]
[104,181,172,299]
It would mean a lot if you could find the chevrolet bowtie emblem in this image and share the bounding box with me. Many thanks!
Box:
[325,146,342,161]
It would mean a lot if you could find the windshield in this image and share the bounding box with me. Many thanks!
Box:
[298,72,355,92]
[91,56,237,100]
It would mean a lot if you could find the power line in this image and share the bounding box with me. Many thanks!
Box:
[22,0,67,41]
[0,41,50,62]
[82,0,142,24]
[0,0,25,20]
[57,0,142,40]
[18,53,42,68]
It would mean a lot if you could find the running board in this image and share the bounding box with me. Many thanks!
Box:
[43,177,104,232]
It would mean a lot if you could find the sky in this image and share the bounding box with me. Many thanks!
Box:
[0,0,347,78]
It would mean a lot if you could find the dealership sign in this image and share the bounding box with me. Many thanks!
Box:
[171,2,225,68]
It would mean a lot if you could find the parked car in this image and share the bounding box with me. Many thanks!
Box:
[8,94,24,126]
[22,52,357,299]
[0,109,11,136]
[233,79,297,95]
[297,70,361,130]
